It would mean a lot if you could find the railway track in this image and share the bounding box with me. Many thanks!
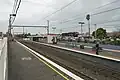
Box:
[19,40,120,80]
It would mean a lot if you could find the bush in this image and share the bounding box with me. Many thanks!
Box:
[110,40,120,45]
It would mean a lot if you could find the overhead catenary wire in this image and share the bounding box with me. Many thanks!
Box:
[47,0,120,24]
[11,0,21,24]
[94,19,120,25]
[92,6,120,16]
[11,0,120,31]
[59,0,120,23]
[56,19,120,31]
[52,8,120,32]
[100,25,120,27]
[15,0,21,14]
[25,0,119,23]
[42,0,78,20]
[12,0,18,13]
[90,0,120,12]
[57,6,120,24]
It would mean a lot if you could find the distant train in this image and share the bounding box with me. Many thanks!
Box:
[62,32,79,37]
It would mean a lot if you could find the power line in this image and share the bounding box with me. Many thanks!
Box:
[101,25,120,27]
[56,19,120,31]
[61,0,120,21]
[12,0,18,13]
[92,6,120,16]
[99,25,120,29]
[11,0,21,24]
[59,16,83,24]
[91,0,120,12]
[51,0,120,24]
[94,19,120,25]
[57,6,120,24]
[56,25,80,31]
[42,0,78,20]
[15,0,21,14]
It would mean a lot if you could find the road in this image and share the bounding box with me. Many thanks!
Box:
[19,40,120,80]
[8,41,66,80]
[60,41,120,50]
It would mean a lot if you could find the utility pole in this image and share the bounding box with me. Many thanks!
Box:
[47,20,49,35]
[23,26,24,38]
[88,20,90,37]
[94,24,97,39]
[52,27,56,34]
[26,29,27,34]
[9,15,12,36]
[78,22,85,37]
[60,29,62,34]
[12,28,14,38]
[9,14,16,37]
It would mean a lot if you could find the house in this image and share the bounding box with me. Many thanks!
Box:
[27,34,47,41]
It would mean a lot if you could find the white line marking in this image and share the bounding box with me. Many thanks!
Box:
[17,41,84,80]
[103,48,120,53]
[84,46,92,48]
[32,41,120,62]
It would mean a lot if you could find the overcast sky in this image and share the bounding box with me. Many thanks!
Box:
[0,0,120,34]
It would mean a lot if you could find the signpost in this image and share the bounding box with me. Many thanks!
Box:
[86,14,90,38]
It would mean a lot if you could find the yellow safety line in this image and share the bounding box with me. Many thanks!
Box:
[23,45,70,80]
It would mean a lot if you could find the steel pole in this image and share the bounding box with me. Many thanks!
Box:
[9,15,12,36]
[23,26,24,38]
[88,20,90,38]
[81,24,83,37]
[47,20,49,35]
[94,24,97,39]
[60,29,62,34]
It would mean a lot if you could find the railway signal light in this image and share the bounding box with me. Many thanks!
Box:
[86,14,90,21]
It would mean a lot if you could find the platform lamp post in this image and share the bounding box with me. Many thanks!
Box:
[94,24,97,39]
[78,22,85,37]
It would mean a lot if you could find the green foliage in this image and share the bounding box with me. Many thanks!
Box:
[92,31,95,37]
[28,33,31,36]
[110,40,120,45]
[92,28,107,40]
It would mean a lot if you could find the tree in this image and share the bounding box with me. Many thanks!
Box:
[36,34,38,35]
[92,28,107,40]
[28,33,31,36]
[92,31,95,37]
[115,28,120,38]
